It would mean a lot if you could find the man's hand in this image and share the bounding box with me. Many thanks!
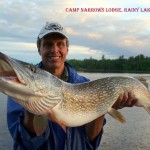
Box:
[112,91,138,109]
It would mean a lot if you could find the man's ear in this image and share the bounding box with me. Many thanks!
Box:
[38,48,41,55]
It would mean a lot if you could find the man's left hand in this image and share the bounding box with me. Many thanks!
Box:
[112,91,138,109]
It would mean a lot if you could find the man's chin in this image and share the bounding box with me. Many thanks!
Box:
[49,62,63,69]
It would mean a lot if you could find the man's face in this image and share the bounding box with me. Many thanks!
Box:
[38,34,68,71]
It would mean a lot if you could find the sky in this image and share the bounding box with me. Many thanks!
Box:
[0,0,149,63]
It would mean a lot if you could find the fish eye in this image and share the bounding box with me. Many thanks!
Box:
[27,65,36,73]
[30,67,36,73]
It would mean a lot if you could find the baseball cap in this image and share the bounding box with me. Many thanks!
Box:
[38,22,68,39]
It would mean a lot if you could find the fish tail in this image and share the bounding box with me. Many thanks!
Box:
[135,76,149,88]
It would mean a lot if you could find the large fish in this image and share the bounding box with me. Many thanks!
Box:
[0,52,150,135]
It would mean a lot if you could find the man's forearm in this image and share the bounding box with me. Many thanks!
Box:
[23,110,35,134]
[85,115,105,142]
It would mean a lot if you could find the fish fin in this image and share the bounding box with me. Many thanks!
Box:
[108,108,126,124]
[144,106,150,115]
[135,76,148,88]
[33,115,48,136]
[48,110,67,132]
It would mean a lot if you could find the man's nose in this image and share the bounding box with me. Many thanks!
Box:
[50,44,58,52]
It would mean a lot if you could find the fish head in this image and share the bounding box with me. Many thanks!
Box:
[0,52,62,102]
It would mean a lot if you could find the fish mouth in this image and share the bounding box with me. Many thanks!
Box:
[0,52,44,102]
[0,52,42,99]
[0,52,25,85]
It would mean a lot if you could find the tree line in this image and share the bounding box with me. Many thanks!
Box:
[67,54,150,73]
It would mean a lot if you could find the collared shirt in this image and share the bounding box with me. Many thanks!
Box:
[59,66,68,81]
[7,62,106,150]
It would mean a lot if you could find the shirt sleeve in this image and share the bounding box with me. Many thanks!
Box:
[7,96,50,150]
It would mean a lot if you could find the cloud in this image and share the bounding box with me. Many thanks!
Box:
[66,27,80,35]
[0,41,36,51]
[68,45,116,60]
[0,0,149,62]
[0,41,40,63]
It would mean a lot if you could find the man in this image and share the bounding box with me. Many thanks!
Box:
[7,22,138,150]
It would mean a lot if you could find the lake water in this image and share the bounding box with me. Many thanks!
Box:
[0,73,150,150]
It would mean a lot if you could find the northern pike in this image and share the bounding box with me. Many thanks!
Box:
[0,52,150,135]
